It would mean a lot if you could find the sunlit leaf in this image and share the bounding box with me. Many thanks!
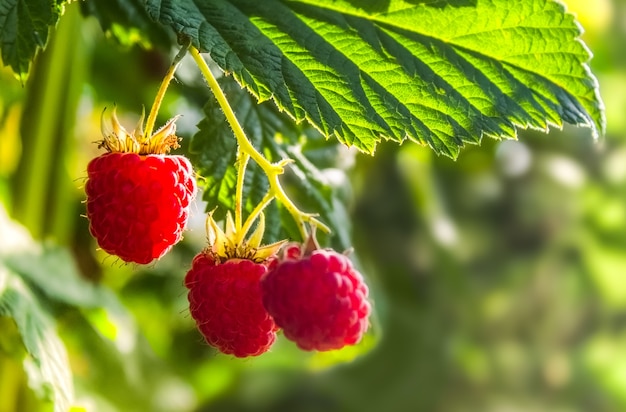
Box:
[0,268,74,412]
[2,244,109,308]
[147,0,604,157]
[0,205,115,309]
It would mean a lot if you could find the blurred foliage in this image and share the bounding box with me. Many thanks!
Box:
[0,1,625,412]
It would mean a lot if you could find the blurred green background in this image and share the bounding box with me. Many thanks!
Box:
[1,0,625,411]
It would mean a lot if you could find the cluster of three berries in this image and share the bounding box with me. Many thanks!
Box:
[86,147,370,357]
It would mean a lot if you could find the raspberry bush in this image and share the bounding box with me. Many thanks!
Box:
[0,1,608,412]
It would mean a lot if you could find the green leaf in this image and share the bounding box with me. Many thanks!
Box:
[0,206,138,411]
[0,268,74,412]
[79,0,172,48]
[0,203,109,309]
[3,244,110,309]
[280,146,353,249]
[0,0,66,80]
[147,0,605,157]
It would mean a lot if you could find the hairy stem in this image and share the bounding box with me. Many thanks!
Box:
[190,48,277,172]
[143,43,189,139]
[190,47,330,239]
[235,148,250,235]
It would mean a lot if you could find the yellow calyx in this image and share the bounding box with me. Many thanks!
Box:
[98,107,181,155]
[206,211,286,263]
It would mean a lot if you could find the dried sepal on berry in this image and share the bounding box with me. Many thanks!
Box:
[98,106,181,155]
[205,211,287,264]
[85,107,197,264]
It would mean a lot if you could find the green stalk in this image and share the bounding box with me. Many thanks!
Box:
[11,2,83,240]
[143,43,189,140]
[0,354,20,412]
[48,4,87,243]
[234,148,250,236]
[190,47,329,239]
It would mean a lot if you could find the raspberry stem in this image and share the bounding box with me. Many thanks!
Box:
[143,42,190,140]
[235,147,250,234]
[190,47,330,239]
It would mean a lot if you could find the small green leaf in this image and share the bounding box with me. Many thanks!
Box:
[0,204,108,309]
[3,244,108,309]
[0,268,74,412]
[0,0,66,80]
[147,0,605,157]
[281,146,352,250]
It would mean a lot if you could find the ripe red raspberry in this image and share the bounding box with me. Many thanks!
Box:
[85,152,196,264]
[261,248,370,351]
[85,109,196,264]
[185,252,278,357]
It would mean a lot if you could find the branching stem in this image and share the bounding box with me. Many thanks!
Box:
[234,148,250,236]
[190,47,329,239]
[144,43,189,139]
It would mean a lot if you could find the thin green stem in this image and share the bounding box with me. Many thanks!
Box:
[12,2,82,239]
[190,47,330,239]
[143,44,189,139]
[190,48,276,172]
[234,148,250,233]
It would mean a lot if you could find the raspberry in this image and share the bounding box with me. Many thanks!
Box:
[85,108,196,264]
[261,248,370,351]
[85,152,196,264]
[185,252,278,357]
